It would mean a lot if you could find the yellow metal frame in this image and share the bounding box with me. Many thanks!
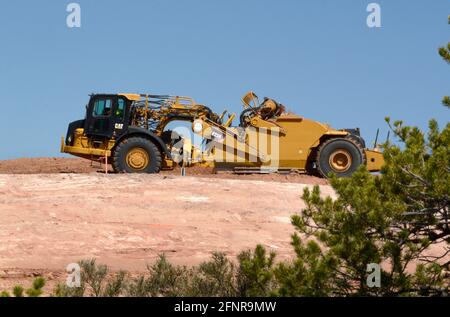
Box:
[364,149,384,172]
[118,93,141,101]
[60,128,113,158]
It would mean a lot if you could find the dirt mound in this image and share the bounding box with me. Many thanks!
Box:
[0,157,97,174]
[0,158,328,185]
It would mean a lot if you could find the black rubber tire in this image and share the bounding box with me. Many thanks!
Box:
[345,134,365,149]
[316,138,364,178]
[112,137,162,174]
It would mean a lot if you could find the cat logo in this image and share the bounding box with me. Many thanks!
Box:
[115,123,124,130]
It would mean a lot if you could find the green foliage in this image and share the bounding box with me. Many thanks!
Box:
[0,291,10,297]
[54,259,127,297]
[130,255,191,297]
[129,253,236,297]
[13,285,24,297]
[53,256,189,297]
[25,277,46,297]
[383,118,450,239]
[439,16,450,107]
[128,249,278,297]
[275,238,339,296]
[103,271,127,297]
[32,277,45,289]
[439,43,450,64]
[53,283,84,298]
[53,249,278,297]
[81,259,108,297]
[413,263,446,296]
[0,278,46,297]
[443,96,450,109]
[439,16,450,62]
[190,253,236,297]
[237,245,277,296]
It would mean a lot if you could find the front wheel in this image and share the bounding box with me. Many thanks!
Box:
[112,137,162,173]
[316,138,364,178]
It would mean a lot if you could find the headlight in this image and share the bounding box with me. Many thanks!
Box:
[193,120,203,133]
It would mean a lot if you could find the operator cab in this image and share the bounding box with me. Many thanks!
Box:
[84,94,131,139]
[64,94,133,147]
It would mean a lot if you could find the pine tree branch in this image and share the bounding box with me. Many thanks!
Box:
[399,166,431,187]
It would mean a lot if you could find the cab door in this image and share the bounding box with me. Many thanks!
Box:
[85,95,130,138]
[112,97,129,138]
[85,96,115,138]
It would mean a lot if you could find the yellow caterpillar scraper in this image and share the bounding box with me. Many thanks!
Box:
[61,92,384,178]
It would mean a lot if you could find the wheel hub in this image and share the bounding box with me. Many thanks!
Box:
[329,150,352,172]
[126,148,149,171]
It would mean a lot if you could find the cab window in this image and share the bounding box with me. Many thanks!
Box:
[116,98,126,119]
[93,98,112,117]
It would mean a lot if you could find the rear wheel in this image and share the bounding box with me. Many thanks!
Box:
[316,138,364,178]
[112,137,162,173]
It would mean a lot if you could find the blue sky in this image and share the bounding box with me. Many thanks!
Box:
[0,0,448,159]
